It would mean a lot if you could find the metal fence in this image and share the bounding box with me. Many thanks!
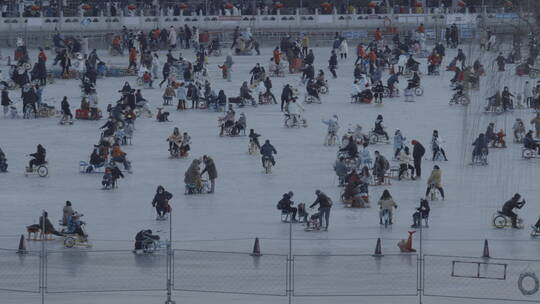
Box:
[424,254,540,302]
[2,246,540,303]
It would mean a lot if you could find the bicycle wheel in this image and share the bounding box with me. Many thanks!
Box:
[414,87,424,96]
[458,96,470,105]
[37,166,48,177]
[64,237,76,248]
[493,215,507,228]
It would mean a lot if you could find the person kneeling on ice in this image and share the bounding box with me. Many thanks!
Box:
[277,191,297,222]
[309,190,333,231]
[151,186,173,220]
[502,194,525,228]
[134,229,160,252]
[411,198,430,228]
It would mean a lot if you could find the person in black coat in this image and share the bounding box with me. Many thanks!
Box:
[328,51,338,78]
[304,50,315,66]
[280,84,293,111]
[61,96,72,120]
[411,199,430,228]
[278,191,297,221]
[1,88,11,116]
[151,185,173,218]
[502,193,525,228]
[134,229,160,250]
[309,190,332,230]
[495,53,506,71]
[411,140,425,178]
[28,144,46,170]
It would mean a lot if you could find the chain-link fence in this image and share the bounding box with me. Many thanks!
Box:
[0,248,41,293]
[46,249,166,293]
[424,254,540,302]
[293,253,419,297]
[4,246,540,303]
[173,249,287,296]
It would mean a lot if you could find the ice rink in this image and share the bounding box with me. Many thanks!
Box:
[1,43,540,304]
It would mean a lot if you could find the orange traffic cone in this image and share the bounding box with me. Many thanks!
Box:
[373,238,383,257]
[17,234,27,254]
[482,239,490,258]
[250,237,262,257]
[398,231,417,252]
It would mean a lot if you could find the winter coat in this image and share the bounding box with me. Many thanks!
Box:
[152,186,173,209]
[201,157,218,180]
[31,146,46,163]
[373,155,388,177]
[260,143,277,157]
[310,192,332,209]
[333,160,348,177]
[378,198,397,211]
[322,118,339,133]
[168,28,177,46]
[412,142,425,160]
[399,150,412,165]
[427,169,441,187]
[62,206,74,225]
[184,159,201,185]
[176,86,187,100]
[38,216,56,234]
[393,132,406,151]
[339,39,349,55]
[1,90,10,106]
[524,82,532,99]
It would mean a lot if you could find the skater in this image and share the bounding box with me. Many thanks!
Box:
[61,201,74,226]
[39,211,64,237]
[374,115,389,140]
[60,96,73,121]
[411,140,425,178]
[398,146,415,180]
[260,139,277,168]
[393,129,406,159]
[309,190,332,231]
[200,155,217,194]
[431,130,448,161]
[495,53,506,71]
[134,229,160,251]
[277,191,297,222]
[328,50,337,78]
[27,144,46,172]
[425,165,444,200]
[378,189,397,225]
[501,194,525,228]
[411,199,430,228]
[0,147,7,172]
[151,186,173,219]
[248,129,261,150]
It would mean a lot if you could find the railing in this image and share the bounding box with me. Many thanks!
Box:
[2,246,540,303]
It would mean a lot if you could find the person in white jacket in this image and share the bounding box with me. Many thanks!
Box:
[287,99,304,123]
[339,38,348,60]
[351,80,362,98]
[151,53,160,79]
[322,115,340,145]
[168,26,177,49]
[397,54,408,75]
[487,34,496,52]
[398,147,415,180]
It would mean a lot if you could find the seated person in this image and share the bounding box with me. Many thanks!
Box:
[179,132,191,156]
[167,127,183,156]
[39,211,64,237]
[88,148,105,171]
[339,136,358,158]
[28,144,46,172]
[407,72,420,89]
[306,79,319,100]
[219,109,236,136]
[66,212,87,240]
[142,71,153,88]
[297,203,309,223]
[277,192,297,222]
[134,229,160,251]
[406,56,419,72]
[411,198,430,228]
[524,131,539,152]
[232,113,246,136]
[156,107,170,122]
[249,129,261,149]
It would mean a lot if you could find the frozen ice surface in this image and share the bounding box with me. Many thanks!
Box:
[1,44,539,304]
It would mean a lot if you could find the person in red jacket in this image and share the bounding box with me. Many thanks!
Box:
[273,47,282,65]
[128,47,137,71]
